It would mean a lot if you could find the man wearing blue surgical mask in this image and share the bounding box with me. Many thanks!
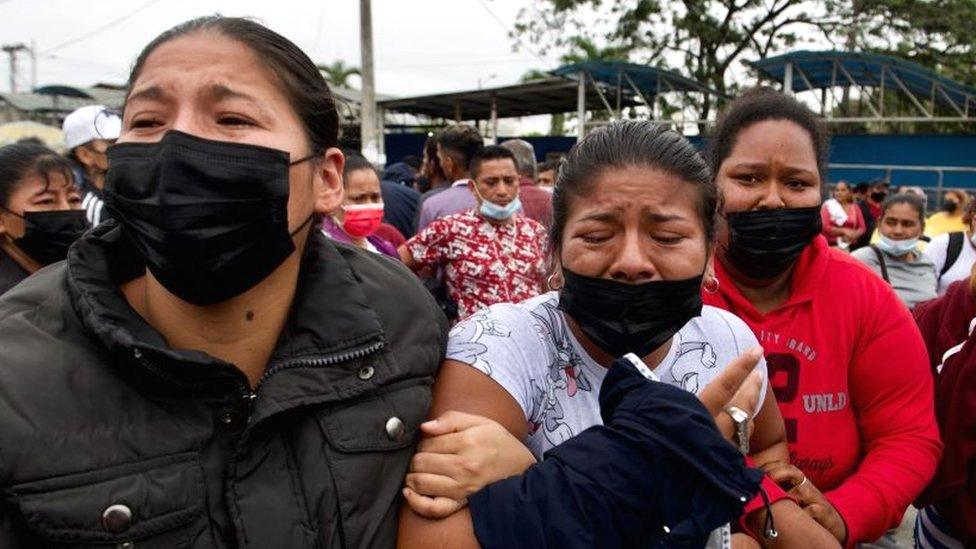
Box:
[400,145,548,320]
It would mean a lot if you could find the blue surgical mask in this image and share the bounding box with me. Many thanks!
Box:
[877,235,919,256]
[480,197,522,221]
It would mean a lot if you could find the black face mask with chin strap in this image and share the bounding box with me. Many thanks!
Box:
[723,206,823,281]
[558,268,704,359]
[105,130,316,306]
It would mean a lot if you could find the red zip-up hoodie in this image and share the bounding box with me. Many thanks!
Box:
[704,236,942,546]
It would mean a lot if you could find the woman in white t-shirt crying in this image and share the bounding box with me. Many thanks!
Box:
[398,121,841,549]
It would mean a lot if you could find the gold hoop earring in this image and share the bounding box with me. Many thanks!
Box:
[703,275,720,294]
[547,272,563,290]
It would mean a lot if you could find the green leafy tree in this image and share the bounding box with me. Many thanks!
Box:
[316,60,362,88]
[513,0,976,125]
[513,0,840,121]
[835,0,976,86]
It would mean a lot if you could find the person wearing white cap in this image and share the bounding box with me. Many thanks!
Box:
[62,105,121,226]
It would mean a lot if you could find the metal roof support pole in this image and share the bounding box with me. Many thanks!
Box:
[621,70,653,118]
[936,84,967,117]
[828,61,838,119]
[454,98,462,123]
[783,62,793,94]
[489,93,498,145]
[879,65,885,117]
[661,76,680,129]
[588,72,618,120]
[796,65,817,93]
[616,69,622,115]
[821,89,828,116]
[888,71,932,117]
[654,73,661,120]
[837,63,883,119]
[577,72,586,143]
[937,169,945,201]
[931,81,937,115]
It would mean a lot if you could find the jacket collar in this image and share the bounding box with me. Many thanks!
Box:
[713,235,830,322]
[65,221,387,399]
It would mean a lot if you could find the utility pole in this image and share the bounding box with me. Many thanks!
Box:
[30,40,37,90]
[359,0,381,164]
[2,43,28,93]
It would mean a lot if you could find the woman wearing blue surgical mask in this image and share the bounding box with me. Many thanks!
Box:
[0,16,447,548]
[852,194,937,308]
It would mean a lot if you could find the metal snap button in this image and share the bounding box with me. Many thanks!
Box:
[358,366,375,380]
[385,416,405,441]
[220,412,235,426]
[102,503,132,533]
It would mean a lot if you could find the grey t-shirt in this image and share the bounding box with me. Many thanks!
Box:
[851,246,938,308]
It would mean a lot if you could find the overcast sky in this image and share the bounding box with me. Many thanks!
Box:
[0,0,560,97]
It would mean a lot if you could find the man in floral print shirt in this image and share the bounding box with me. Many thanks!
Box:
[400,146,548,320]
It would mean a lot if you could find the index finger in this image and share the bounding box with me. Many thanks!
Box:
[421,410,494,437]
[698,346,763,416]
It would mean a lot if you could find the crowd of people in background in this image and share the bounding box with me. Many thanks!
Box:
[0,14,974,549]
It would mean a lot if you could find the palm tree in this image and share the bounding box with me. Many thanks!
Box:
[316,60,362,88]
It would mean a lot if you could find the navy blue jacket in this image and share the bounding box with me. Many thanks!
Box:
[470,356,762,548]
[380,180,420,239]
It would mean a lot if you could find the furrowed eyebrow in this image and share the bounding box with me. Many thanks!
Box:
[126,85,168,104]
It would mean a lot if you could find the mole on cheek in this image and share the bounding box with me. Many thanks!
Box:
[246,311,255,322]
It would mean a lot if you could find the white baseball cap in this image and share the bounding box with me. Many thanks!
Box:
[62,105,122,150]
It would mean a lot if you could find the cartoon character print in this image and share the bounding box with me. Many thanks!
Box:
[668,340,717,393]
[529,300,594,447]
[527,377,573,444]
[446,309,512,377]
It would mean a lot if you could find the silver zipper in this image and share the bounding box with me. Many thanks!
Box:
[254,340,385,390]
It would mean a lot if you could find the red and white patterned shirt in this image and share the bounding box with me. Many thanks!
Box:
[407,210,548,320]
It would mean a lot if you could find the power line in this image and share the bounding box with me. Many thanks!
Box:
[473,0,554,69]
[311,2,329,59]
[42,0,164,54]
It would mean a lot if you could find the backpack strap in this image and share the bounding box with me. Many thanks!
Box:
[870,245,891,284]
[940,231,965,281]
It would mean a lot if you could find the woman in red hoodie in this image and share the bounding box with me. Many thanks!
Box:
[702,87,942,547]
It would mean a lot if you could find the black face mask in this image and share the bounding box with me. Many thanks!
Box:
[942,201,959,213]
[105,131,314,306]
[558,268,703,359]
[870,191,888,203]
[3,209,88,265]
[724,206,823,281]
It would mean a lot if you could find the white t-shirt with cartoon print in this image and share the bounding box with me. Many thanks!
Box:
[446,292,768,549]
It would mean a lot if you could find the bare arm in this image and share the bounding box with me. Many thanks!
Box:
[747,388,790,467]
[397,360,528,549]
[745,500,841,549]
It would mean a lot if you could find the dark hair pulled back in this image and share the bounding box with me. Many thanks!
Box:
[708,86,829,179]
[551,120,717,252]
[342,154,377,181]
[881,193,926,224]
[0,143,76,209]
[125,16,339,156]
